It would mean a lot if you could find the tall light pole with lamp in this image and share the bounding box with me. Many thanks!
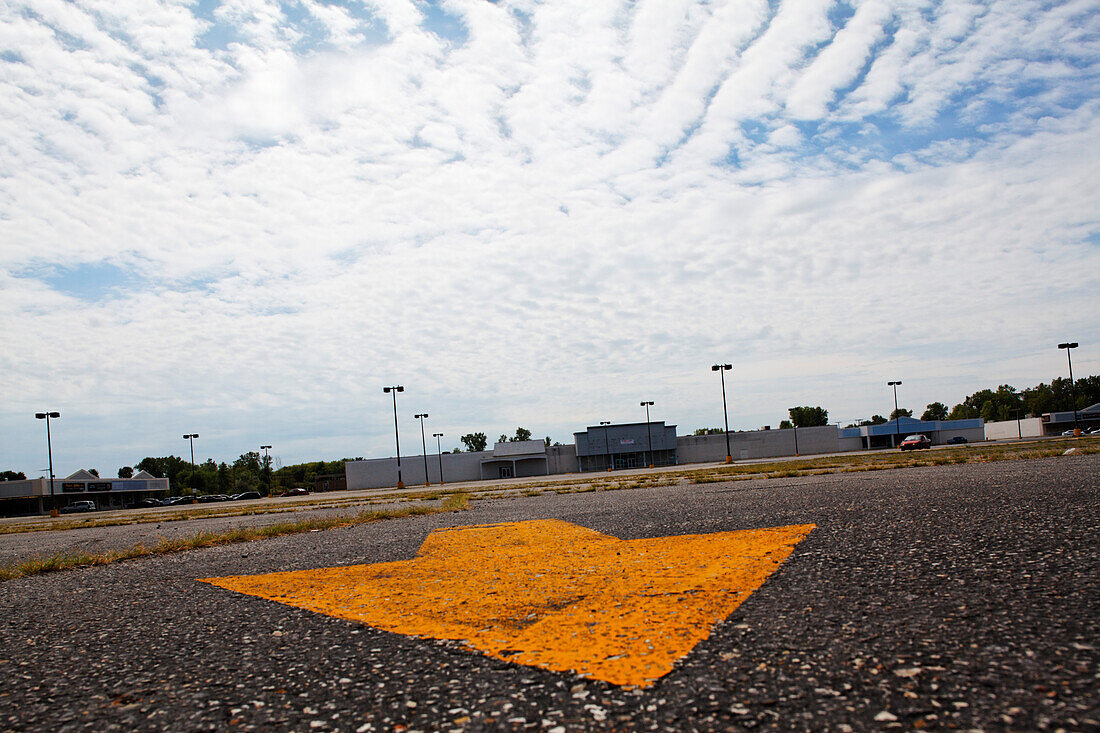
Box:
[712,364,733,463]
[35,411,60,515]
[600,420,613,471]
[887,381,902,448]
[260,445,272,494]
[415,413,431,486]
[640,401,655,469]
[383,386,405,488]
[1058,342,1080,435]
[788,408,800,457]
[433,432,444,484]
[183,433,199,464]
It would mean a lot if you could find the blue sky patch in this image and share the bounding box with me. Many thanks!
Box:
[20,261,142,302]
[420,1,468,45]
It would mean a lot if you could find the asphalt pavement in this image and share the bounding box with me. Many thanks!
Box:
[1,454,1096,731]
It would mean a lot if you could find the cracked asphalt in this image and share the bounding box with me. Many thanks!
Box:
[1,454,1097,731]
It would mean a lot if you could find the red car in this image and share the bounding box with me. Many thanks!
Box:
[900,434,932,451]
[281,488,310,497]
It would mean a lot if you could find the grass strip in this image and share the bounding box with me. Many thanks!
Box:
[0,501,467,583]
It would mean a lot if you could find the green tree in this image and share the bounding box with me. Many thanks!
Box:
[117,466,134,479]
[949,384,1024,422]
[460,433,487,452]
[889,408,913,421]
[779,419,793,429]
[868,415,888,425]
[231,452,262,493]
[544,436,551,447]
[1,470,26,481]
[921,402,949,421]
[136,456,190,486]
[513,427,532,442]
[788,406,828,427]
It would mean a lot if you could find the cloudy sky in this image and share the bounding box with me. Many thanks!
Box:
[2,0,1098,477]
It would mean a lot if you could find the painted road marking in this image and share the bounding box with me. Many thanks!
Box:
[203,519,814,687]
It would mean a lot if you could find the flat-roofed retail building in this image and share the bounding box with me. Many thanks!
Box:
[0,469,170,515]
[574,422,677,472]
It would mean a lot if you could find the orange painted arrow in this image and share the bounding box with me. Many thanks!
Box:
[203,519,814,686]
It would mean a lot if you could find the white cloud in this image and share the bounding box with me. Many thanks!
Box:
[0,0,1097,475]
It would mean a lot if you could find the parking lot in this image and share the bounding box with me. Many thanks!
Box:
[1,453,1096,730]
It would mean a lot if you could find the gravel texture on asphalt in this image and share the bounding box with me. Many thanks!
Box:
[1,454,1096,731]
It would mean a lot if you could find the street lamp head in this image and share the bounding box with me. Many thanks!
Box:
[260,445,272,450]
[35,413,45,419]
[640,400,653,406]
[600,420,611,425]
[888,381,902,386]
[1058,342,1078,349]
[433,432,443,437]
[415,413,428,419]
[711,364,732,371]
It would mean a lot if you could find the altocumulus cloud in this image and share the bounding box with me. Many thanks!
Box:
[1,0,1097,474]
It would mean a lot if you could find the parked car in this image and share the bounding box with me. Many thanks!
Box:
[60,500,96,514]
[231,491,263,501]
[197,494,230,503]
[281,488,309,497]
[900,434,932,451]
[164,496,194,506]
[1062,429,1079,436]
[126,497,164,509]
[946,436,968,445]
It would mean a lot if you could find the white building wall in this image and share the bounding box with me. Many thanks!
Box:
[984,417,1044,440]
[346,444,580,490]
[676,426,840,462]
[346,450,490,490]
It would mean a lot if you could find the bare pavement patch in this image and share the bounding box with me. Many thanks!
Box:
[0,454,1097,731]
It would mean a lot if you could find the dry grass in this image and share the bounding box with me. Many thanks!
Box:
[0,502,460,583]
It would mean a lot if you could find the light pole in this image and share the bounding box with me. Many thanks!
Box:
[640,401,655,468]
[183,433,199,464]
[788,408,800,457]
[712,364,733,463]
[383,386,405,488]
[260,445,272,494]
[433,432,444,484]
[887,381,902,448]
[599,420,613,471]
[35,411,60,515]
[415,413,430,486]
[1058,342,1080,434]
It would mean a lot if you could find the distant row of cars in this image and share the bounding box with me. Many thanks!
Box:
[899,434,969,450]
[1063,427,1100,436]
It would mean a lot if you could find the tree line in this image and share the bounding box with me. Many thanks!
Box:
[456,428,559,452]
[692,374,1100,433]
[121,454,361,496]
